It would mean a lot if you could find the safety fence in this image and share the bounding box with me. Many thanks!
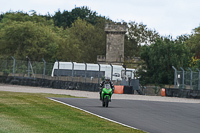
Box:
[0,58,150,95]
[0,58,123,91]
[0,58,109,83]
[172,66,200,90]
[165,66,200,98]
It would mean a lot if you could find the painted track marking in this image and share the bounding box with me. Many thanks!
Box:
[48,98,142,131]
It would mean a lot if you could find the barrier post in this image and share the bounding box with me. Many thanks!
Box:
[188,67,193,90]
[180,67,185,89]
[71,61,74,82]
[172,66,177,88]
[26,56,35,79]
[11,56,15,77]
[84,62,87,83]
[110,64,113,81]
[97,63,100,85]
[56,60,59,81]
[42,58,46,79]
[196,68,200,90]
[26,56,30,77]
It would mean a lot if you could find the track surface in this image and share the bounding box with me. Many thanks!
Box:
[51,98,200,133]
[1,84,200,132]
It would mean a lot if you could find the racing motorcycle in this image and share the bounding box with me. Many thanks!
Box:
[101,83,113,107]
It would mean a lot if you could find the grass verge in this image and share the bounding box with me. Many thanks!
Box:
[0,91,145,133]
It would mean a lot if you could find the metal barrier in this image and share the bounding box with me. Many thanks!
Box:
[0,58,122,91]
[0,58,105,84]
[172,66,200,90]
[0,58,141,94]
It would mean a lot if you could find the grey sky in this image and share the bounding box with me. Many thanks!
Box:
[1,0,200,38]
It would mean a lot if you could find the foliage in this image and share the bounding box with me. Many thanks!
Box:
[0,10,107,63]
[65,18,106,62]
[138,37,193,86]
[2,69,10,76]
[189,56,200,68]
[0,8,200,86]
[0,11,54,27]
[124,21,160,58]
[53,6,104,29]
[0,20,63,61]
[185,26,200,57]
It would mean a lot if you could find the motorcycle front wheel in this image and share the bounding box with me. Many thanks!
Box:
[102,100,105,107]
[105,96,109,107]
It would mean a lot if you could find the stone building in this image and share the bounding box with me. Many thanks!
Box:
[97,23,127,65]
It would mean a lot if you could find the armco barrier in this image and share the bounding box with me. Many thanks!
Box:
[1,76,99,92]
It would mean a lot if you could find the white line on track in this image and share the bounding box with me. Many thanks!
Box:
[48,98,141,131]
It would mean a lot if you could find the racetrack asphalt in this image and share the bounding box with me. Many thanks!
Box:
[51,97,200,133]
[1,84,200,133]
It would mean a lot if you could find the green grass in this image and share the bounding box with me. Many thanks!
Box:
[0,91,145,133]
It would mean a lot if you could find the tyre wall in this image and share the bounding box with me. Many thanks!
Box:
[163,88,200,99]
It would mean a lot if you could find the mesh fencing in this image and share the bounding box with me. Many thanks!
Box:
[0,58,134,92]
[0,59,106,84]
[175,68,200,90]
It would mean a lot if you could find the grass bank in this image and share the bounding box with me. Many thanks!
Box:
[0,91,145,133]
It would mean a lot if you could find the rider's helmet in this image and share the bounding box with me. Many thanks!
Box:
[105,77,110,83]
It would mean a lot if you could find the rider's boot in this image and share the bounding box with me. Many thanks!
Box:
[100,92,102,100]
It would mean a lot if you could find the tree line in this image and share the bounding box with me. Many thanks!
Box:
[0,6,200,86]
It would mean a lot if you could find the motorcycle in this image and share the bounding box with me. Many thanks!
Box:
[101,83,113,107]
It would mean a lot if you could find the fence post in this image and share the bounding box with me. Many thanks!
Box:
[11,56,15,77]
[71,61,74,82]
[180,67,185,89]
[188,67,193,90]
[196,68,200,90]
[26,56,35,79]
[123,64,126,79]
[172,66,177,88]
[97,63,100,85]
[56,60,59,81]
[26,56,30,77]
[84,62,87,83]
[42,58,46,79]
[110,64,113,81]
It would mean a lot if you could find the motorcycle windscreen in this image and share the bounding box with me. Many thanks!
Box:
[104,84,111,90]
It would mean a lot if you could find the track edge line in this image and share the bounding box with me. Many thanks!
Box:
[48,98,141,131]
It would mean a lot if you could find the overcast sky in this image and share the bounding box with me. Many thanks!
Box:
[1,0,200,38]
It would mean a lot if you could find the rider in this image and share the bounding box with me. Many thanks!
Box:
[99,77,114,100]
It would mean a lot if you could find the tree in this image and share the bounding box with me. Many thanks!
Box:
[0,14,4,22]
[124,21,159,58]
[53,6,103,29]
[0,21,63,61]
[1,11,53,25]
[65,18,106,62]
[185,26,200,58]
[53,10,65,28]
[0,10,108,62]
[138,37,192,86]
